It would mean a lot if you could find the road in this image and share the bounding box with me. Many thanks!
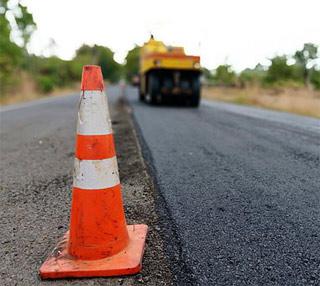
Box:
[1,85,320,285]
[126,86,320,285]
[1,92,78,285]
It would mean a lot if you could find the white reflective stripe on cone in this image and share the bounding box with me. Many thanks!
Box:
[73,157,120,190]
[77,90,112,135]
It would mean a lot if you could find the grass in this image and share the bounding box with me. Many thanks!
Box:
[202,86,320,118]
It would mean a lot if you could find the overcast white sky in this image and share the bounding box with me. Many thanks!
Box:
[22,0,320,71]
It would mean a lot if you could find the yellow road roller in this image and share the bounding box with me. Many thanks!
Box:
[139,36,201,107]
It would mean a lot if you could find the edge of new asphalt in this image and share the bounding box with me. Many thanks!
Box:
[125,94,199,285]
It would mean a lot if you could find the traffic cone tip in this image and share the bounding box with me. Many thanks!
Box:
[81,65,104,91]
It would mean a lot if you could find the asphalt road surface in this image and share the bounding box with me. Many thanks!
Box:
[1,85,320,286]
[1,92,79,285]
[126,86,320,285]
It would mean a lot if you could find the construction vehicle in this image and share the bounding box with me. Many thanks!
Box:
[139,36,201,107]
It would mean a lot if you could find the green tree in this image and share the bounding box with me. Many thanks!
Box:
[35,56,74,92]
[0,10,23,93]
[124,45,140,81]
[202,67,214,84]
[212,64,237,87]
[264,56,301,86]
[0,0,36,47]
[294,43,318,86]
[0,0,36,94]
[310,68,320,90]
[74,44,122,82]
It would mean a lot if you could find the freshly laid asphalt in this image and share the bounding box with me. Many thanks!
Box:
[127,86,320,285]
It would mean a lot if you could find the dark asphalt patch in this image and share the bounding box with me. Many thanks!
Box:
[126,86,320,286]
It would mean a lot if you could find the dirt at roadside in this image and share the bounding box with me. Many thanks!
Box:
[112,96,174,286]
[202,86,320,118]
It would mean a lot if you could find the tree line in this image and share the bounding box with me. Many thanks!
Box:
[0,1,122,96]
[1,1,319,99]
[203,43,320,90]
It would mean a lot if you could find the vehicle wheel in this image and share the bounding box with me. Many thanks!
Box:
[190,94,200,107]
[146,73,160,105]
[139,91,145,101]
[190,76,200,107]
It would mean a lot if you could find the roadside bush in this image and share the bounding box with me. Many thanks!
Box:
[0,12,24,95]
[68,54,91,81]
[212,64,237,87]
[37,57,71,87]
[264,56,296,84]
[310,69,320,90]
[26,55,82,92]
[37,75,55,93]
[239,64,266,88]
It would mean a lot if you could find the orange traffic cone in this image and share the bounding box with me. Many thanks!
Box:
[39,65,148,279]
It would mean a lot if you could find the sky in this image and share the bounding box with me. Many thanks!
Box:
[22,0,320,71]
